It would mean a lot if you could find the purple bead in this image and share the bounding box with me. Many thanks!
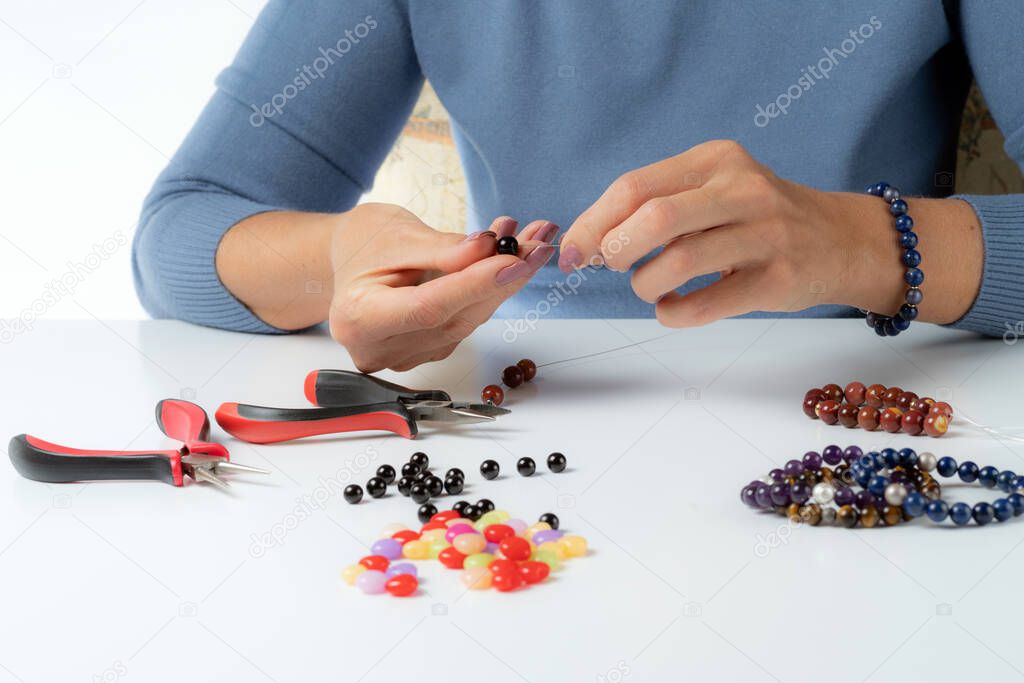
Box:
[754,483,773,509]
[385,562,418,578]
[769,483,790,506]
[802,451,823,470]
[790,482,811,505]
[783,459,804,477]
[822,445,843,465]
[769,468,785,482]
[854,491,876,511]
[485,541,499,554]
[890,471,907,484]
[842,446,863,464]
[370,538,403,560]
[532,529,564,545]
[834,486,855,506]
[741,485,758,507]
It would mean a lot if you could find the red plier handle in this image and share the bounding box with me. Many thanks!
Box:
[8,434,188,485]
[215,402,417,443]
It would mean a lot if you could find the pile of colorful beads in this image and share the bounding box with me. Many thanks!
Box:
[481,358,537,406]
[341,505,588,596]
[741,445,1024,527]
[803,382,953,437]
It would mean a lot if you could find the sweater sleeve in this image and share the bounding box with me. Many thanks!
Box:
[132,0,422,333]
[946,0,1024,336]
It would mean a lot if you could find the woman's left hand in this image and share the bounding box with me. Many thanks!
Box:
[558,139,896,326]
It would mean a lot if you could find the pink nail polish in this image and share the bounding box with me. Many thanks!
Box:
[462,230,496,243]
[558,243,583,272]
[496,260,531,285]
[538,222,560,243]
[526,244,555,269]
[493,217,518,238]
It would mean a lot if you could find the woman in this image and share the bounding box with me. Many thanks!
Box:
[132,1,1024,372]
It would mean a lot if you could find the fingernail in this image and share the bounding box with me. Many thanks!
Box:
[496,260,531,286]
[526,244,555,269]
[493,217,518,237]
[558,243,583,272]
[462,230,496,243]
[538,222,560,243]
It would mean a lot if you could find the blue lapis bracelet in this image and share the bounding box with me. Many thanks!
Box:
[864,182,923,337]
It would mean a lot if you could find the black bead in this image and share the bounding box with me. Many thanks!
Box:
[397,476,415,497]
[496,235,519,256]
[401,462,420,478]
[410,483,431,504]
[517,457,536,476]
[366,477,387,498]
[410,451,429,470]
[426,475,444,497]
[452,500,471,516]
[375,464,396,485]
[343,484,363,504]
[417,503,438,524]
[480,459,500,480]
[477,498,495,513]
[539,512,559,529]
[547,452,567,473]
[414,469,432,482]
[446,468,465,481]
[444,476,464,495]
[463,504,481,521]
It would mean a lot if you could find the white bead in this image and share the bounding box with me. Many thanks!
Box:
[918,452,937,472]
[821,507,837,525]
[884,483,908,506]
[812,482,835,505]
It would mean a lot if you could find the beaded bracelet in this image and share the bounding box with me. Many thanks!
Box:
[863,182,922,337]
[803,381,953,437]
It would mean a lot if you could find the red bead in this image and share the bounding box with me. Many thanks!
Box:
[481,384,504,406]
[895,391,918,412]
[483,524,515,543]
[857,406,880,431]
[359,555,389,571]
[815,400,840,425]
[803,390,825,419]
[881,387,903,408]
[821,383,844,402]
[492,571,523,592]
[837,403,859,428]
[420,521,447,532]
[518,560,550,585]
[516,359,537,381]
[501,366,524,388]
[438,546,467,569]
[431,510,461,523]
[901,410,925,436]
[865,384,886,408]
[909,397,934,414]
[488,559,518,575]
[385,574,418,597]
[879,407,903,433]
[930,401,954,419]
[391,530,421,545]
[924,413,950,437]
[498,536,532,561]
[843,381,867,406]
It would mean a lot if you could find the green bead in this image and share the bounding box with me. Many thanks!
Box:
[463,553,494,569]
[533,549,560,571]
[428,538,448,559]
[478,511,503,526]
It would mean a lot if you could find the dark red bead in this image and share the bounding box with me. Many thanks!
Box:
[803,390,826,419]
[857,406,880,431]
[502,365,524,388]
[865,384,886,408]
[843,381,867,406]
[481,384,504,406]
[837,403,859,428]
[895,391,918,412]
[901,410,924,436]
[516,359,537,381]
[879,407,903,433]
[815,400,840,425]
[821,383,844,403]
[881,386,903,408]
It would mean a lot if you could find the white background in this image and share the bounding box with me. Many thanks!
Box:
[0,0,268,321]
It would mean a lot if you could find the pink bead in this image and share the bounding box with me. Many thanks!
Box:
[506,519,528,535]
[485,542,499,554]
[355,570,388,594]
[445,523,477,543]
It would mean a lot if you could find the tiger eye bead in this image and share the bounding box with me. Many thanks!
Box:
[924,413,950,437]
[922,481,942,500]
[821,383,844,403]
[815,400,840,425]
[900,410,924,436]
[837,505,859,528]
[786,503,801,523]
[865,384,886,408]
[895,391,918,412]
[880,407,904,433]
[837,403,859,428]
[881,387,903,408]
[860,506,880,528]
[857,406,880,431]
[883,505,903,526]
[803,390,826,418]
[843,381,867,406]
[800,504,823,526]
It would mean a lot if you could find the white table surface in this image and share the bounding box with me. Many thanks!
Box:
[1,318,1022,683]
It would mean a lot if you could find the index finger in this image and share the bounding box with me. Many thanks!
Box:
[558,139,733,272]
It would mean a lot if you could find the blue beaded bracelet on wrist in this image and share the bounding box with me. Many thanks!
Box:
[863,182,923,337]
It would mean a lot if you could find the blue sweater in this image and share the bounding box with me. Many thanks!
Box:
[133,0,1024,337]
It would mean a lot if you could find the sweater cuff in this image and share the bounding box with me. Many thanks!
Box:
[947,193,1024,337]
[133,192,288,334]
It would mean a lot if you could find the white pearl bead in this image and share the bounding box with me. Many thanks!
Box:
[821,507,837,525]
[812,482,835,505]
[884,483,908,506]
[918,452,937,472]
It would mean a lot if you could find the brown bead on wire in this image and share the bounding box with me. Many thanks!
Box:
[481,384,504,406]
[516,359,537,382]
[502,365,524,388]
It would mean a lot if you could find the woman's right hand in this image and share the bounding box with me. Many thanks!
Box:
[329,203,556,372]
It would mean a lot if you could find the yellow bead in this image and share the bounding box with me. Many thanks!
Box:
[428,538,449,559]
[402,540,430,560]
[478,511,503,527]
[341,564,366,585]
[378,522,406,537]
[453,533,486,555]
[537,541,566,559]
[421,528,446,541]
[463,553,494,569]
[559,535,588,558]
[492,510,511,522]
[524,522,551,540]
[461,567,492,590]
[533,549,561,571]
